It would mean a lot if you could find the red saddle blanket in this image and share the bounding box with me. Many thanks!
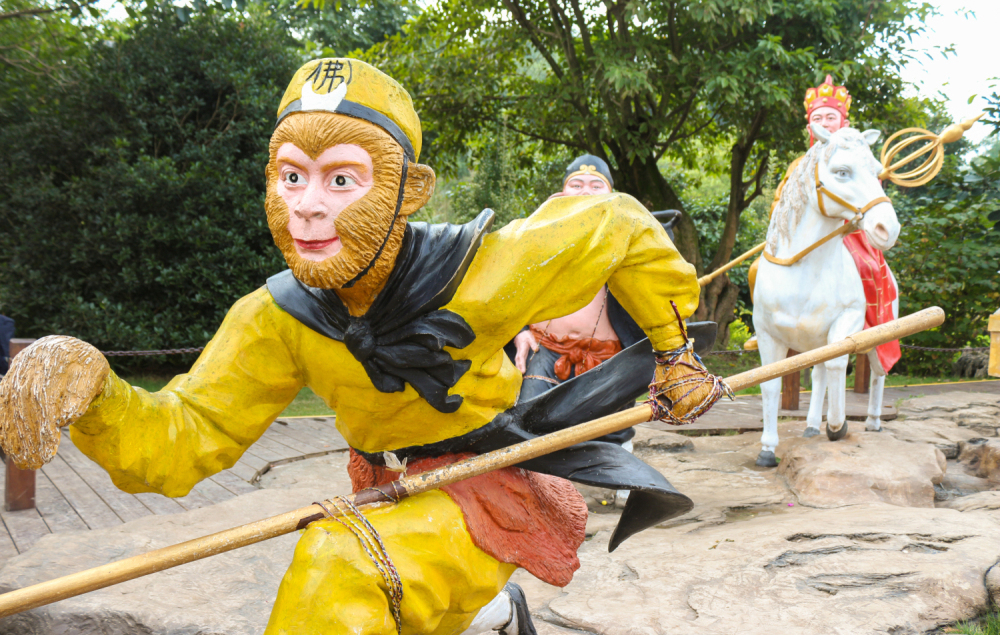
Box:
[843,230,901,373]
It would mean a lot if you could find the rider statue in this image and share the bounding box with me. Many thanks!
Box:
[0,59,727,634]
[745,75,901,376]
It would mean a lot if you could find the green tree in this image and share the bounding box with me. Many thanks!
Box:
[888,126,1000,374]
[0,4,299,365]
[272,0,414,57]
[369,0,934,340]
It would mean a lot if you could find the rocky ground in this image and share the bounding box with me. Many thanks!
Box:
[0,390,999,634]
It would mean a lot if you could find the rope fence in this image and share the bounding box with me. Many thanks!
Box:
[101,347,205,357]
[705,343,990,356]
[98,344,991,358]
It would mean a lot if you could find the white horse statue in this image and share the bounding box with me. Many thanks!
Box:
[752,123,901,467]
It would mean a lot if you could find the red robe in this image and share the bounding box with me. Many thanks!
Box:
[843,230,901,372]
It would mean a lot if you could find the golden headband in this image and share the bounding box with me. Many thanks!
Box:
[565,164,612,188]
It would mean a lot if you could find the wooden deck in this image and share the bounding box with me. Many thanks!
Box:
[0,416,347,556]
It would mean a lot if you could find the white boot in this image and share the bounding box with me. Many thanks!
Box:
[617,440,634,505]
[461,583,535,635]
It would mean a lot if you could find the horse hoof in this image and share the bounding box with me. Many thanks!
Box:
[826,421,849,441]
[803,427,820,438]
[755,451,778,468]
[865,418,882,432]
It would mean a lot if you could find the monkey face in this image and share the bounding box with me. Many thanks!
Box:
[274,143,375,262]
[266,112,409,290]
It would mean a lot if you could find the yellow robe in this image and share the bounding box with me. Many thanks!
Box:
[70,192,699,634]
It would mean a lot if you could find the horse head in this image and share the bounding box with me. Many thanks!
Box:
[811,123,900,251]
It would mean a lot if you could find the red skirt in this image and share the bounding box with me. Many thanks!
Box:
[348,450,588,587]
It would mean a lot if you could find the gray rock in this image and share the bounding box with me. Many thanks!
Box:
[528,504,1000,635]
[940,490,1000,512]
[632,426,695,456]
[882,416,980,458]
[777,431,946,508]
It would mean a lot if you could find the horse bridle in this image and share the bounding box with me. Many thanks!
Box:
[763,163,890,267]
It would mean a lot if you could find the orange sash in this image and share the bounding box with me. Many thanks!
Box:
[348,450,587,587]
[529,325,622,380]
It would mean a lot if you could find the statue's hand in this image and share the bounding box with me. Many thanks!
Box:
[0,336,109,469]
[649,343,732,425]
[513,330,539,374]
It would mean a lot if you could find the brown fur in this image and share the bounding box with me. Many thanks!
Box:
[266,112,435,314]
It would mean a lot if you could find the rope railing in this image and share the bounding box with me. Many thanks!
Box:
[100,347,205,357]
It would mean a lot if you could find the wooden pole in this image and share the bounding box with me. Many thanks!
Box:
[697,242,765,287]
[0,307,946,619]
[781,350,800,411]
[854,353,870,394]
[5,339,37,512]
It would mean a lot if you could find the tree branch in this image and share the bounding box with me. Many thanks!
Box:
[500,0,565,80]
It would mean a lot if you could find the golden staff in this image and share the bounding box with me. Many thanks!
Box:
[879,114,984,187]
[699,114,983,283]
[0,306,945,618]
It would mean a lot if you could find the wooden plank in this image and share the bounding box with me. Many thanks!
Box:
[268,424,337,452]
[5,457,35,512]
[0,508,50,553]
[132,493,185,516]
[40,456,122,530]
[5,340,37,512]
[0,522,20,561]
[280,419,348,450]
[781,350,800,411]
[226,460,260,483]
[56,442,153,524]
[171,487,217,512]
[262,429,327,455]
[854,353,871,394]
[209,470,258,496]
[191,478,236,505]
[248,435,301,462]
[34,471,87,534]
[242,443,290,464]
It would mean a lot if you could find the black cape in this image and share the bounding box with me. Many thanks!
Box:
[268,210,693,550]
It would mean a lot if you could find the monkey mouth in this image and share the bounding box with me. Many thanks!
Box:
[294,237,340,251]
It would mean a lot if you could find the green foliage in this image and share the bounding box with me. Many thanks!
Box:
[445,122,568,228]
[950,611,1000,635]
[0,4,299,367]
[889,137,1000,374]
[271,0,414,58]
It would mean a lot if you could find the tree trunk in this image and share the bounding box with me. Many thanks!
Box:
[695,108,769,345]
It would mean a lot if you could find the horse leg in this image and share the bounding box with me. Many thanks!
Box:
[865,350,888,431]
[804,364,827,437]
[824,353,850,441]
[756,335,787,467]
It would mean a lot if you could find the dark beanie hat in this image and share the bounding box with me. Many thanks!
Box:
[563,154,613,189]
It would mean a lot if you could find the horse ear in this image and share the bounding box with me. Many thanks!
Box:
[810,122,832,144]
[861,129,882,146]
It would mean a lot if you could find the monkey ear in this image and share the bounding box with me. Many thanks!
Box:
[400,163,436,217]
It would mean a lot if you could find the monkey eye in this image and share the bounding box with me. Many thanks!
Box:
[331,174,357,188]
[283,171,306,186]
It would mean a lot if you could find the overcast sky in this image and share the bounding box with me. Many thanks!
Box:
[899,0,998,145]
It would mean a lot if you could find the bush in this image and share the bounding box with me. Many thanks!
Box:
[0,5,299,368]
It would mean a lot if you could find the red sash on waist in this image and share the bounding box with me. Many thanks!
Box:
[529,325,622,381]
[843,230,901,373]
[348,450,587,587]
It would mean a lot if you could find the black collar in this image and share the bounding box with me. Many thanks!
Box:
[267,209,494,413]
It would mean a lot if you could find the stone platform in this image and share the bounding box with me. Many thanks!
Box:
[0,385,998,633]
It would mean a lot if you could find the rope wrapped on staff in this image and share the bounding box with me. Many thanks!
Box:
[646,302,734,425]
